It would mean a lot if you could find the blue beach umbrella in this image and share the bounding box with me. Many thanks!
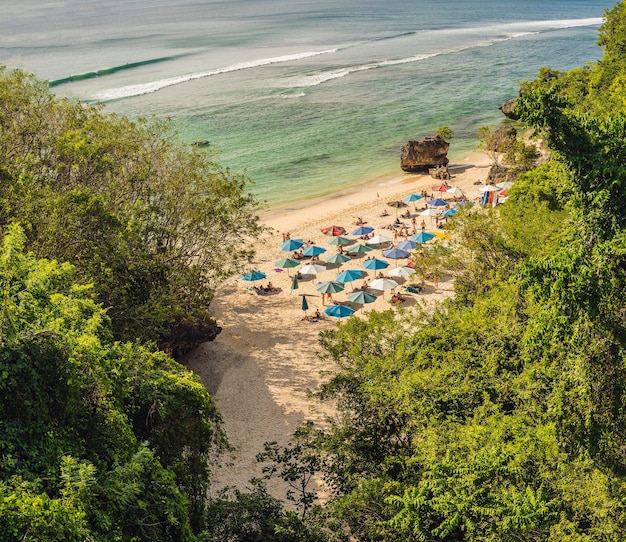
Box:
[351,225,375,236]
[336,269,365,283]
[383,247,410,259]
[426,198,448,207]
[281,238,304,251]
[241,270,266,282]
[362,258,389,271]
[403,193,424,203]
[441,208,457,217]
[303,245,327,257]
[301,295,309,313]
[411,231,436,244]
[325,304,355,318]
[397,240,417,251]
[325,253,352,264]
[347,291,377,305]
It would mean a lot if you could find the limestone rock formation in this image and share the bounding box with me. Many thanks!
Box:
[499,98,519,120]
[401,136,450,172]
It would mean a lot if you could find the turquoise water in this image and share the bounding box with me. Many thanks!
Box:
[1,0,612,207]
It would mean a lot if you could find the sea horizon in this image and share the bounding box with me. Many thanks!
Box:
[1,0,613,208]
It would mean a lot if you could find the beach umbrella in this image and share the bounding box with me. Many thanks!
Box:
[434,231,452,239]
[446,186,464,195]
[327,235,353,246]
[346,243,373,254]
[351,225,375,236]
[366,234,392,246]
[420,208,441,216]
[321,225,347,236]
[426,198,448,207]
[241,270,266,282]
[303,245,327,257]
[316,281,345,294]
[411,231,436,244]
[387,200,408,217]
[457,200,473,208]
[478,184,499,192]
[441,208,457,217]
[347,291,377,304]
[301,294,309,313]
[383,247,410,259]
[496,181,514,189]
[499,188,509,197]
[325,304,355,318]
[389,266,416,278]
[362,258,389,270]
[397,239,417,251]
[325,252,351,264]
[300,263,326,275]
[432,183,450,192]
[291,274,299,292]
[274,257,300,269]
[336,269,364,283]
[281,238,304,251]
[370,277,399,291]
[403,193,423,203]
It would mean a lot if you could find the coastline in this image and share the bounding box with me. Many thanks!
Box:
[185,149,492,497]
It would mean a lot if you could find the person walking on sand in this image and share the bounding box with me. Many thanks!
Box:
[421,220,426,232]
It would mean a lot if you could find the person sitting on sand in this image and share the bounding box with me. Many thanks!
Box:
[380,209,389,217]
[354,217,365,225]
[314,309,322,319]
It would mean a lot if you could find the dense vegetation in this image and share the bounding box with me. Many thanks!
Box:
[0,68,263,350]
[0,69,264,539]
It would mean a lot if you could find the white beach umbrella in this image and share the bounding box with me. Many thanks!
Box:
[496,181,514,189]
[366,234,392,245]
[300,263,326,275]
[478,184,499,192]
[370,277,399,291]
[446,186,464,195]
[389,266,416,278]
[420,208,441,216]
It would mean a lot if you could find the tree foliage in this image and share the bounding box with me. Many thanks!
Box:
[0,67,263,348]
[0,224,226,540]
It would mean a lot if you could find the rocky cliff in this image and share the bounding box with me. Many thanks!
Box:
[401,136,450,172]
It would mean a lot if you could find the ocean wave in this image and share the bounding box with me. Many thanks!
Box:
[278,19,599,89]
[90,49,338,101]
[48,55,189,87]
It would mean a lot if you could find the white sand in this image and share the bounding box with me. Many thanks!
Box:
[184,153,491,498]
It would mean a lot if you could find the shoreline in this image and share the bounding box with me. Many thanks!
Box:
[260,150,491,232]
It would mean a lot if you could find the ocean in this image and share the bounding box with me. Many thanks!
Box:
[0,0,613,207]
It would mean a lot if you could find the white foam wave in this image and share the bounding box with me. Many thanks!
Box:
[91,49,338,101]
[280,19,599,90]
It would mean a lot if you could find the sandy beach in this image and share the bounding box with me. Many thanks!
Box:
[184,152,492,498]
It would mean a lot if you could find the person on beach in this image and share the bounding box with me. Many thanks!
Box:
[421,220,426,231]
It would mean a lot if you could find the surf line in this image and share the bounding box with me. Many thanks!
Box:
[90,49,338,102]
[48,55,185,87]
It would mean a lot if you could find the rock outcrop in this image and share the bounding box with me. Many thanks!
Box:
[401,136,449,172]
[499,98,519,120]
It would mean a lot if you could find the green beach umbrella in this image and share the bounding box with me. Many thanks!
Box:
[325,253,352,264]
[346,243,373,254]
[327,235,353,246]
